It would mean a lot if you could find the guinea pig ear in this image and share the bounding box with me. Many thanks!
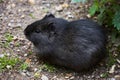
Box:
[47,22,55,31]
[43,13,55,19]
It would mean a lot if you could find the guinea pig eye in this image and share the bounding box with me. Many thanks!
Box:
[35,29,41,33]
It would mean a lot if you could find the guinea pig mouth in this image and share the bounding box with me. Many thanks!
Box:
[24,32,31,41]
[24,30,30,36]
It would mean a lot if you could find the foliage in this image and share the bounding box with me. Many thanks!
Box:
[0,33,14,48]
[0,55,19,71]
[71,0,120,32]
[19,62,29,70]
[5,33,13,42]
[89,0,120,31]
[107,52,116,67]
[100,72,108,78]
[0,0,3,3]
[71,0,87,3]
[29,13,36,19]
[40,63,56,72]
[112,9,120,30]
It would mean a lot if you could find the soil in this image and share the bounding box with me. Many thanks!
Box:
[0,0,120,80]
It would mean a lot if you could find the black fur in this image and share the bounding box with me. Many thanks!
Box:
[24,14,107,72]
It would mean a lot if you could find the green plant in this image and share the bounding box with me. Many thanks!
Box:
[0,55,19,71]
[40,63,56,72]
[100,72,108,78]
[28,51,33,55]
[71,0,120,32]
[71,0,120,45]
[19,62,29,70]
[89,0,120,31]
[15,42,20,47]
[107,53,116,67]
[5,33,13,42]
[1,33,14,48]
[29,13,35,19]
[0,0,3,3]
[71,0,87,3]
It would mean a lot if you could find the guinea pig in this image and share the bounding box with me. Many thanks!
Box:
[24,13,107,72]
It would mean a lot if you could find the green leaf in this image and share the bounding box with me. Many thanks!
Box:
[71,0,87,3]
[19,63,29,70]
[97,8,105,25]
[0,55,19,71]
[89,2,99,16]
[29,13,35,19]
[112,10,120,30]
[5,33,13,42]
[0,0,3,3]
[111,31,117,43]
[100,72,108,78]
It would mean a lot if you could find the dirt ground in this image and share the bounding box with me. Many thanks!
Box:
[0,0,120,80]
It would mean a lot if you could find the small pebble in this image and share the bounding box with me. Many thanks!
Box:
[109,65,116,73]
[18,9,22,12]
[70,76,75,79]
[27,67,34,72]
[28,0,35,5]
[6,53,10,56]
[67,14,74,18]
[41,74,49,80]
[19,0,23,2]
[24,53,28,57]
[65,73,72,79]
[34,72,40,78]
[61,3,69,8]
[26,71,31,77]
[10,20,14,23]
[6,5,11,10]
[115,75,120,80]
[66,12,74,19]
[46,4,50,7]
[21,15,25,18]
[55,5,63,12]
[117,59,120,64]
[23,70,27,73]
[16,23,22,27]
[20,71,26,76]
[6,65,11,69]
[17,49,20,52]
[13,36,18,41]
[34,68,38,72]
[87,14,91,18]
[11,3,16,8]
[0,54,4,58]
[8,23,12,27]
[65,76,69,79]
[52,76,57,79]
[108,78,115,80]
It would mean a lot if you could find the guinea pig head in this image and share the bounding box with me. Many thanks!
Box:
[24,14,56,46]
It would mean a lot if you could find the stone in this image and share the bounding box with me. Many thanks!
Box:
[41,74,49,80]
[109,65,116,73]
[6,65,12,69]
[115,75,120,80]
[61,3,69,8]
[56,5,63,12]
[28,0,35,5]
[0,54,4,58]
[11,3,16,8]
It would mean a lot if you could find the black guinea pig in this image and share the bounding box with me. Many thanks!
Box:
[24,13,107,72]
